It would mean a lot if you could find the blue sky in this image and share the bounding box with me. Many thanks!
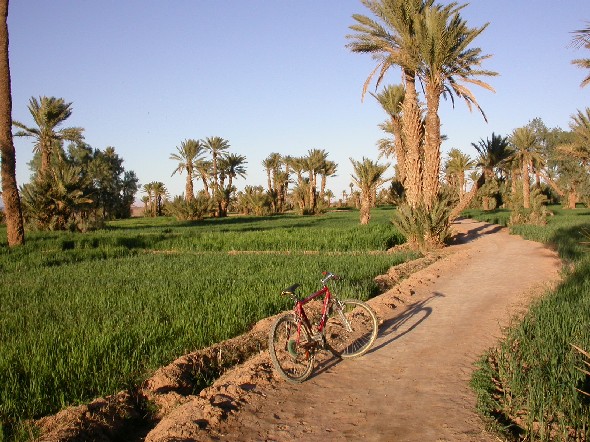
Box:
[5,0,590,201]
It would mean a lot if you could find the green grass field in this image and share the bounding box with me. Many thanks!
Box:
[466,206,590,440]
[0,207,415,435]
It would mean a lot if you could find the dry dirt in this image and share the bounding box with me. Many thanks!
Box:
[37,218,562,442]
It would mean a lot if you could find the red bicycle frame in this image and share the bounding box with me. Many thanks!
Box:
[294,283,333,342]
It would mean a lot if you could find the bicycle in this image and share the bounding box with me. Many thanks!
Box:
[268,271,378,383]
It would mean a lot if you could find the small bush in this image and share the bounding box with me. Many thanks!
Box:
[164,193,211,221]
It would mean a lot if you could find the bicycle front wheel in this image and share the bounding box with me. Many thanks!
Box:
[324,299,378,359]
[268,314,315,383]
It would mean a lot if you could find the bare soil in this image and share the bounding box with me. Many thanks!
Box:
[36,218,562,441]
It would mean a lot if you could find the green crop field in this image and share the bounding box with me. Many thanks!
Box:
[466,206,590,440]
[0,207,416,437]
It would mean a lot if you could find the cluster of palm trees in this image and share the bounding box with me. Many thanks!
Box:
[165,136,247,218]
[259,149,337,215]
[347,0,496,247]
[348,0,590,246]
[442,112,590,221]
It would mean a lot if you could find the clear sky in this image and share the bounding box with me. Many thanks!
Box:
[5,0,590,202]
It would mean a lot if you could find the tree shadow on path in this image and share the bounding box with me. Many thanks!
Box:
[371,292,445,353]
[450,218,503,245]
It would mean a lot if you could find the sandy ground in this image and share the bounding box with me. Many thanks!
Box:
[139,218,561,442]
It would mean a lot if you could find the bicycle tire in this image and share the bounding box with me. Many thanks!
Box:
[268,314,315,383]
[324,299,378,359]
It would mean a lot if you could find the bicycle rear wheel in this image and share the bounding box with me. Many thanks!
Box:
[324,299,378,359]
[268,314,315,383]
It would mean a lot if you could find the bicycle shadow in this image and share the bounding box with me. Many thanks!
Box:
[310,292,443,378]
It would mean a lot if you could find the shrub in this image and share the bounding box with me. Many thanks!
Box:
[392,197,452,251]
[164,192,211,221]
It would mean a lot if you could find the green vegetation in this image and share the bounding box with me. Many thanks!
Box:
[468,206,590,440]
[0,208,414,435]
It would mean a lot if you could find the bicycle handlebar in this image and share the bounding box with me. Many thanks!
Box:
[321,271,341,285]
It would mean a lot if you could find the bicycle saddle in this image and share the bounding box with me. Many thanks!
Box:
[281,283,300,296]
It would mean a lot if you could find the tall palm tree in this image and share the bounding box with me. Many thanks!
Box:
[204,137,230,198]
[305,149,328,214]
[416,3,496,209]
[373,84,405,183]
[142,182,155,217]
[13,96,84,175]
[510,127,543,209]
[170,138,205,201]
[319,159,338,203]
[347,0,434,209]
[0,0,24,246]
[262,152,282,212]
[150,181,168,216]
[572,22,590,88]
[350,157,390,224]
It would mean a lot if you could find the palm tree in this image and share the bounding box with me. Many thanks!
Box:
[202,136,230,204]
[305,149,328,214]
[417,3,496,209]
[448,133,512,219]
[472,132,512,210]
[319,159,338,203]
[142,182,155,217]
[262,152,282,212]
[347,0,434,209]
[350,157,390,224]
[373,84,405,184]
[572,22,590,88]
[324,189,335,207]
[223,153,247,191]
[13,96,84,175]
[0,0,24,246]
[510,127,542,209]
[444,148,475,201]
[151,181,168,216]
[170,139,205,201]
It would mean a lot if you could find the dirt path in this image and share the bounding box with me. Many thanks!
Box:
[140,218,562,442]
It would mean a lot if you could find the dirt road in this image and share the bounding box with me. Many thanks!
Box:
[140,218,562,442]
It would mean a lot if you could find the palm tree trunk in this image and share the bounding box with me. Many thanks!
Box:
[522,159,531,209]
[359,193,371,225]
[309,173,317,214]
[40,140,51,175]
[320,174,327,203]
[392,118,406,185]
[200,176,210,199]
[401,69,422,209]
[448,172,485,221]
[185,166,194,202]
[0,0,24,246]
[423,84,442,210]
[568,188,578,209]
